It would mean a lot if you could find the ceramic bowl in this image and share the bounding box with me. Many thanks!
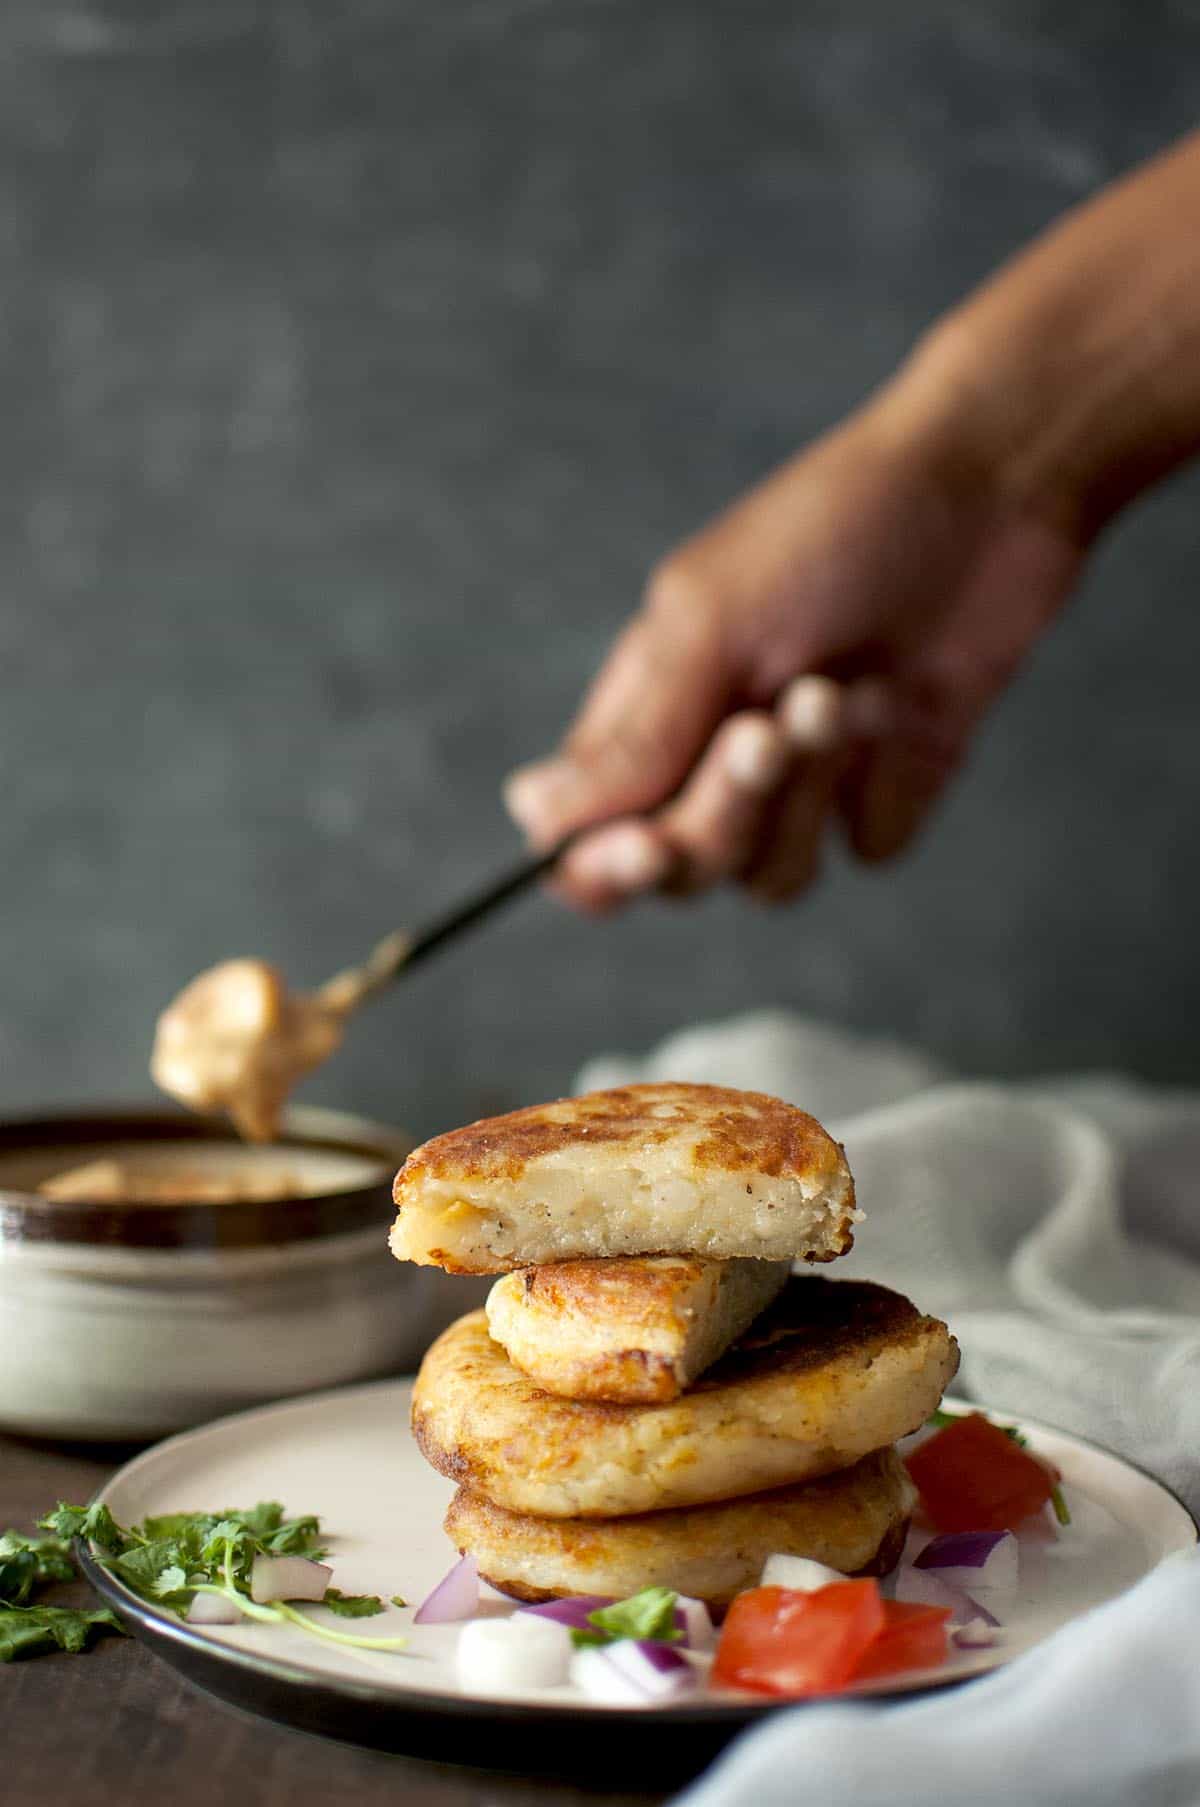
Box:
[0,1104,458,1440]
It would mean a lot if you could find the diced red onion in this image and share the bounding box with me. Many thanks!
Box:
[618,1639,692,1679]
[913,1531,1017,1609]
[953,1617,1000,1650]
[914,1531,1010,1571]
[674,1595,715,1650]
[760,1553,845,1593]
[518,1595,615,1631]
[186,1591,241,1625]
[570,1639,697,1706]
[895,1564,1000,1628]
[414,1553,479,1624]
[456,1614,572,1690]
[249,1555,333,1604]
[893,1565,965,1613]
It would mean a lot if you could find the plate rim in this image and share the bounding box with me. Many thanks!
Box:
[78,1380,1199,1736]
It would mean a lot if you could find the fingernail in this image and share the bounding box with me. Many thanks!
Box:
[503,759,582,839]
[569,825,671,890]
[724,717,788,790]
[779,676,843,752]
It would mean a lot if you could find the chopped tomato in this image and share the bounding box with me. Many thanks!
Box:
[852,1600,951,1681]
[906,1412,1055,1532]
[713,1581,886,1696]
[713,1585,952,1697]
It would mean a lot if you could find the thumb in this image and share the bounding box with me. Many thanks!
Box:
[504,570,732,847]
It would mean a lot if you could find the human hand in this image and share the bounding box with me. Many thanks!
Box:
[505,372,1083,911]
[506,131,1200,912]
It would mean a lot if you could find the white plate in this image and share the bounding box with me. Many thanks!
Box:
[81,1382,1197,1773]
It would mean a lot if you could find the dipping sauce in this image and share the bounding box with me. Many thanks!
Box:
[38,1155,303,1205]
[0,1107,418,1439]
[9,1134,393,1212]
[151,958,347,1143]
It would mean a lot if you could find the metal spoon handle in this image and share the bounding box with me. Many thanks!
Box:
[321,674,858,1016]
[319,841,568,1013]
[395,842,564,977]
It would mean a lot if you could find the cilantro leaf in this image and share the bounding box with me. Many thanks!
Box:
[0,1552,38,1606]
[38,1501,125,1553]
[141,1512,214,1541]
[261,1514,323,1557]
[570,1586,681,1649]
[202,1519,253,1559]
[0,1603,122,1662]
[107,1539,194,1598]
[322,1588,385,1618]
[0,1532,75,1606]
[0,1530,76,1593]
[231,1501,285,1539]
[153,1565,189,1598]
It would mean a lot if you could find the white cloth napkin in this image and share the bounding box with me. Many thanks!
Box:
[577,1011,1200,1806]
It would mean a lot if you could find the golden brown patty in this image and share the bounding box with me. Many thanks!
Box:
[412,1277,958,1518]
[389,1082,858,1273]
[485,1256,790,1404]
[445,1448,915,1609]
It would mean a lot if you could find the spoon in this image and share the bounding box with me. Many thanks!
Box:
[151,676,853,1142]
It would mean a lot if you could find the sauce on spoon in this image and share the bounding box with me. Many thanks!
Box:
[150,958,348,1143]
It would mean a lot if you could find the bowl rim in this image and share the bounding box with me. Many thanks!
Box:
[0,1104,412,1252]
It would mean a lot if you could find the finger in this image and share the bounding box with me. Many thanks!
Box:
[551,819,675,915]
[742,755,844,902]
[735,676,851,902]
[504,571,731,849]
[842,742,957,862]
[841,676,897,742]
[654,711,790,894]
[547,680,858,911]
[777,674,844,754]
[839,689,963,862]
[740,673,886,900]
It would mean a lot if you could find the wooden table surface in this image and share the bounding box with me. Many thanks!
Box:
[1,1432,676,1807]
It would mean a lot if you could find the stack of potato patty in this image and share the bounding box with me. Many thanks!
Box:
[391,1082,959,1609]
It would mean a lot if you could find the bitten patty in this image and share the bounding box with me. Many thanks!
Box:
[390,1082,859,1273]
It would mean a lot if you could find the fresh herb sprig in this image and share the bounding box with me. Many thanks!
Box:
[0,1522,122,1660]
[0,1602,122,1662]
[0,1529,76,1606]
[0,1499,408,1662]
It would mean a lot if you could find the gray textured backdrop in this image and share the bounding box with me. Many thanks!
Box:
[4,0,1200,1142]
